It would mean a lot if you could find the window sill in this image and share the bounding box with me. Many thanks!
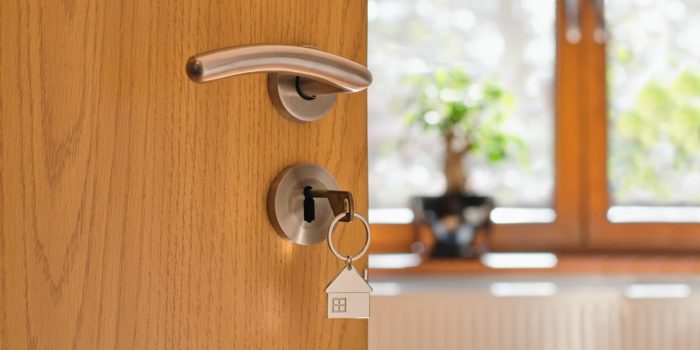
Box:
[369,222,581,253]
[370,254,700,276]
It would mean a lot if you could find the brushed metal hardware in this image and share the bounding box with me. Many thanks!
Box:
[268,164,342,245]
[303,187,354,223]
[186,45,372,122]
[564,0,581,44]
[591,0,606,44]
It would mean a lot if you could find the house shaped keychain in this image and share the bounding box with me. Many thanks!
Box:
[324,211,373,319]
[325,263,373,319]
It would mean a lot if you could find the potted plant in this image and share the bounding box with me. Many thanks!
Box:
[401,67,522,258]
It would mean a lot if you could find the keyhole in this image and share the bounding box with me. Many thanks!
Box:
[303,186,315,223]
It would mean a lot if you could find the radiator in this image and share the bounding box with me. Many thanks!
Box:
[369,292,700,350]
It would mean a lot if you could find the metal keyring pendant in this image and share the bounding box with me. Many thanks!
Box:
[327,212,371,261]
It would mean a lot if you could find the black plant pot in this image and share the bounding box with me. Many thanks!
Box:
[411,193,494,258]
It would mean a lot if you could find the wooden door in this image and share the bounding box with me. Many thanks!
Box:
[0,0,368,348]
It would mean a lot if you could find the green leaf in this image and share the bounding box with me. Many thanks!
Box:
[395,66,524,165]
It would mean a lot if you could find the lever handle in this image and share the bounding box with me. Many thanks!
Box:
[591,0,606,44]
[186,45,372,96]
[563,0,581,44]
[186,45,371,122]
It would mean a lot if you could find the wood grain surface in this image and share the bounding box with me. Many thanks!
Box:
[0,0,368,348]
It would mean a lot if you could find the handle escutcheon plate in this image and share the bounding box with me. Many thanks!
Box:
[267,73,337,122]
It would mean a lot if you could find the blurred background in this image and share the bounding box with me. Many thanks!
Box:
[365,0,700,348]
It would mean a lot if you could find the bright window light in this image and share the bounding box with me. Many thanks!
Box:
[490,208,557,224]
[369,207,556,224]
[490,282,557,297]
[370,282,403,296]
[624,284,691,299]
[480,252,558,269]
[608,206,700,223]
[368,208,415,224]
[369,253,422,269]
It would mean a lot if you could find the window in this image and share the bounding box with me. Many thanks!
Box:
[586,0,700,250]
[332,298,347,313]
[369,0,700,252]
[606,0,700,219]
[368,0,557,222]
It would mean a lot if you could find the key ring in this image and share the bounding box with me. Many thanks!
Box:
[327,212,371,262]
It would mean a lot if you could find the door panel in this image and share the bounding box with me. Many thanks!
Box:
[0,0,368,348]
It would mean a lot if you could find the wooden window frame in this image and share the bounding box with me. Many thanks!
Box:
[371,0,700,254]
[582,0,700,252]
[490,0,583,252]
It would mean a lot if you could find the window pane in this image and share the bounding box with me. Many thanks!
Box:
[368,0,557,215]
[607,0,700,207]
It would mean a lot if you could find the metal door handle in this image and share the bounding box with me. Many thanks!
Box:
[186,45,372,122]
[563,0,581,44]
[591,0,606,44]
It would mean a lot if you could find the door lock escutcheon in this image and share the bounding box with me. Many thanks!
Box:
[186,45,372,122]
[268,164,356,245]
